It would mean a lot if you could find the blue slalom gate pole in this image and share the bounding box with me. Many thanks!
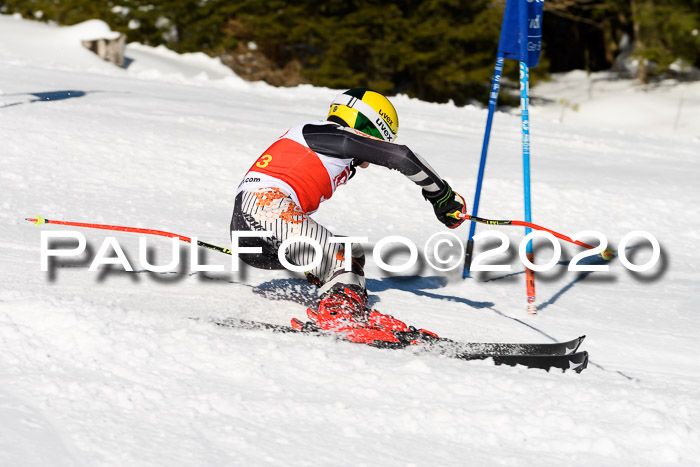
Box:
[462,0,544,310]
[519,0,536,313]
[463,53,505,278]
[520,61,536,313]
[520,63,532,238]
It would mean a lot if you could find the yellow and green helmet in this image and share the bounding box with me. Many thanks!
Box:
[327,88,399,142]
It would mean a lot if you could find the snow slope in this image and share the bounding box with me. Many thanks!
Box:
[530,69,700,140]
[2,14,700,466]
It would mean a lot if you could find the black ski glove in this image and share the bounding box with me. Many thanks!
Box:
[423,181,467,229]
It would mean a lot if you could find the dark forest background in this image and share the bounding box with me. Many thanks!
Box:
[2,0,699,105]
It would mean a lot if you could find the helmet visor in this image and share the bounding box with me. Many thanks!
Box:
[329,93,398,142]
[354,112,385,141]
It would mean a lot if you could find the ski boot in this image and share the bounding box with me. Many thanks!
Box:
[291,285,439,348]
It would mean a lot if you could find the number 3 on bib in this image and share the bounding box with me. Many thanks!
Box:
[256,154,273,168]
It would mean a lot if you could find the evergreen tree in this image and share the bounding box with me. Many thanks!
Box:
[2,0,697,102]
[631,0,700,82]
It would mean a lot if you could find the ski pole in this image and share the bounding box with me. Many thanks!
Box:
[450,212,614,259]
[26,214,614,259]
[25,216,233,256]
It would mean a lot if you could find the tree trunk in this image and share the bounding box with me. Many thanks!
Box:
[631,0,648,84]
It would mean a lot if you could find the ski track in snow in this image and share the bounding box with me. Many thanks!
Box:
[1,14,700,466]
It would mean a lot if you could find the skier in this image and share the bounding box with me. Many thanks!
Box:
[231,88,468,346]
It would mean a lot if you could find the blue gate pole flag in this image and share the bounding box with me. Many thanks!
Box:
[463,0,544,313]
[499,0,544,67]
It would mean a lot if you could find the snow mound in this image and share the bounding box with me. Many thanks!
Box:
[0,14,252,87]
[0,15,120,71]
[530,70,700,139]
[125,43,249,87]
[60,18,121,41]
